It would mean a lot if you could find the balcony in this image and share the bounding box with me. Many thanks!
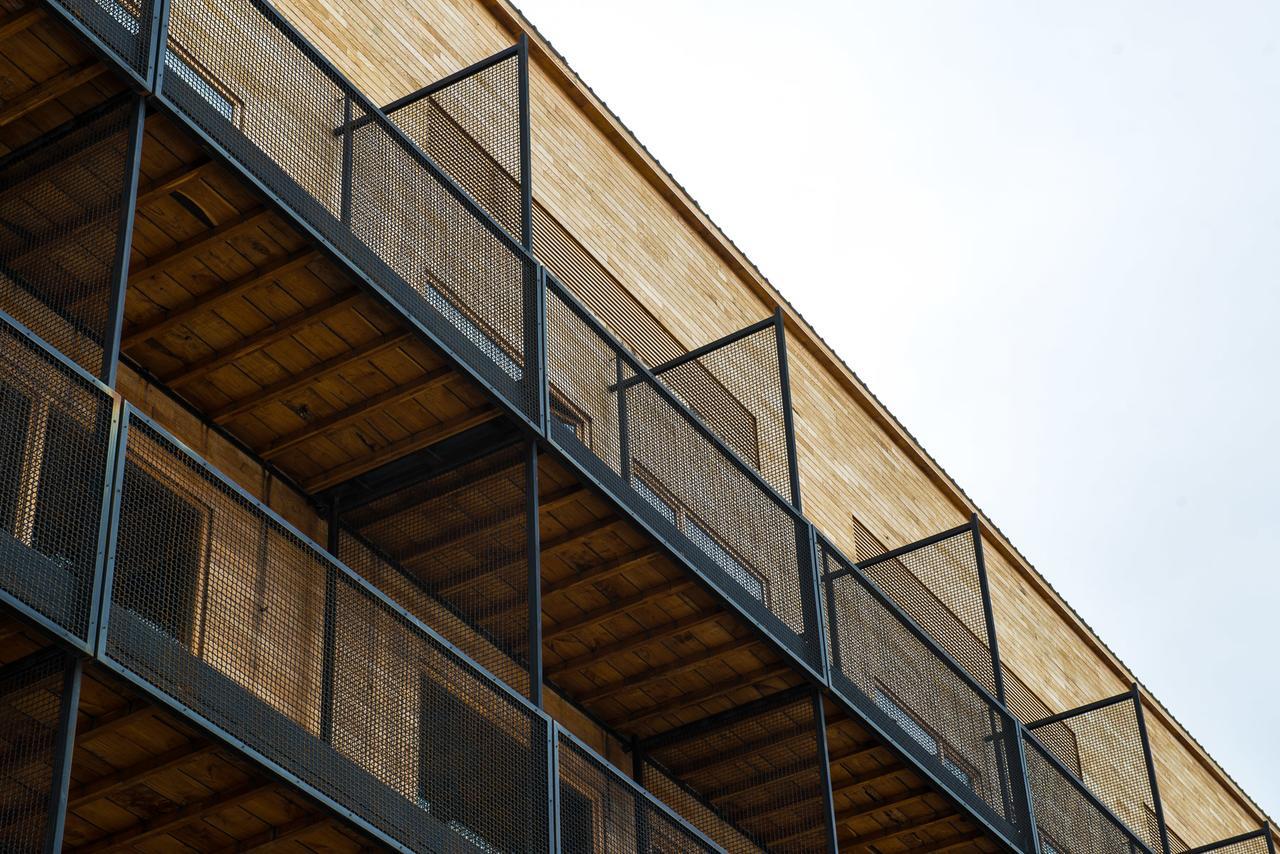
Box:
[0,0,1260,851]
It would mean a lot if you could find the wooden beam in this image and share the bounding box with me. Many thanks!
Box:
[545,576,698,642]
[211,331,413,423]
[81,782,274,853]
[833,787,933,827]
[699,735,878,798]
[68,741,215,810]
[580,635,762,704]
[541,515,628,556]
[900,829,985,854]
[127,207,273,284]
[840,812,960,853]
[540,483,589,515]
[624,664,795,730]
[303,407,502,491]
[546,610,725,679]
[76,703,160,744]
[261,365,454,459]
[165,290,362,387]
[0,7,45,42]
[0,62,107,127]
[829,760,910,801]
[122,249,318,349]
[133,158,218,209]
[543,547,660,599]
[221,813,331,852]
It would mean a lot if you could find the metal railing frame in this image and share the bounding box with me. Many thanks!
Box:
[6,2,1233,851]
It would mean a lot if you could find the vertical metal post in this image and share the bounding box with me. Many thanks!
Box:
[1263,823,1276,854]
[101,95,147,388]
[43,654,83,854]
[812,690,840,854]
[95,406,132,658]
[971,513,1007,706]
[1132,684,1171,854]
[319,497,340,742]
[1012,719,1044,854]
[547,722,561,854]
[803,521,829,682]
[87,398,124,654]
[339,94,354,227]
[824,550,843,680]
[632,737,652,852]
[526,440,544,708]
[146,0,172,93]
[616,354,631,485]
[516,33,533,253]
[774,306,803,512]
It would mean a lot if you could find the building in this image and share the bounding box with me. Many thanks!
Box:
[0,0,1271,851]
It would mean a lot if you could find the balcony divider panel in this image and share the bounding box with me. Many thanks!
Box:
[1185,826,1276,854]
[543,270,825,680]
[0,310,118,654]
[99,405,552,854]
[818,532,1035,852]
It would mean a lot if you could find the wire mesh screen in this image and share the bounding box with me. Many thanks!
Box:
[386,50,525,247]
[0,98,135,374]
[656,323,794,506]
[643,697,827,853]
[338,443,532,698]
[818,534,1031,847]
[558,732,721,854]
[544,276,822,674]
[853,523,1001,701]
[50,0,158,81]
[0,650,72,853]
[1027,696,1162,854]
[104,413,551,853]
[1189,831,1274,854]
[157,0,538,420]
[0,315,114,648]
[1023,731,1150,854]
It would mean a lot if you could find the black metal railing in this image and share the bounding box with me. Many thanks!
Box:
[817,532,1034,850]
[1187,827,1276,854]
[544,271,824,678]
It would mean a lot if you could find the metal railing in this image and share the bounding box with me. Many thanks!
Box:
[16,2,1233,851]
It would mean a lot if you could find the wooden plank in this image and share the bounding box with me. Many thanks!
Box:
[544,576,698,641]
[228,813,331,852]
[543,547,660,599]
[80,782,275,853]
[127,207,273,284]
[210,331,413,423]
[123,249,320,349]
[579,635,762,704]
[841,812,960,852]
[164,289,361,387]
[0,7,45,42]
[260,365,454,459]
[624,663,795,730]
[0,61,107,127]
[545,610,725,679]
[68,742,216,810]
[303,407,502,491]
[134,158,218,209]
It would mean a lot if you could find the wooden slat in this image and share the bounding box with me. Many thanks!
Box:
[303,407,501,491]
[546,610,724,679]
[0,7,45,42]
[211,331,413,423]
[580,635,762,704]
[261,365,454,459]
[841,812,960,852]
[0,61,107,127]
[900,829,985,854]
[81,782,275,853]
[68,741,216,810]
[833,787,932,826]
[127,207,273,284]
[624,663,795,730]
[165,290,361,387]
[123,249,320,349]
[543,547,660,599]
[544,576,698,641]
[220,813,331,852]
[133,158,218,209]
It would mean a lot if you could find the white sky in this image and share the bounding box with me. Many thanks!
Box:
[512,0,1279,821]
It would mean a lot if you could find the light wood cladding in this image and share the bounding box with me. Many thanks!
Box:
[265,0,1271,837]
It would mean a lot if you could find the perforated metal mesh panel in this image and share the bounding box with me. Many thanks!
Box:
[558,733,721,854]
[0,98,135,374]
[387,50,524,246]
[545,277,822,674]
[339,443,532,698]
[852,523,1000,701]
[1188,831,1275,854]
[158,0,538,420]
[0,650,72,853]
[0,316,113,648]
[1028,695,1162,854]
[657,323,793,506]
[105,413,551,853]
[50,0,158,81]
[1023,732,1150,854]
[818,534,1031,848]
[643,697,827,853]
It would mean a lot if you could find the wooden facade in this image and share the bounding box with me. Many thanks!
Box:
[0,0,1270,851]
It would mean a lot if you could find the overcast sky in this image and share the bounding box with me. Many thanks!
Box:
[513,0,1279,821]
